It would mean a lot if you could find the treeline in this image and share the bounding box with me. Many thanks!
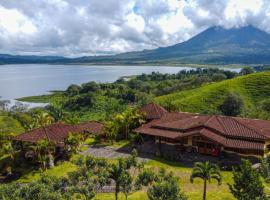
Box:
[60,68,243,120]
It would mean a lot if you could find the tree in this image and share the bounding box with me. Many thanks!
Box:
[219,92,244,116]
[147,171,187,200]
[2,141,17,175]
[106,108,144,141]
[229,159,266,200]
[47,103,67,122]
[135,169,157,189]
[0,176,65,200]
[66,84,81,96]
[34,112,54,141]
[109,158,128,200]
[190,161,222,200]
[260,155,270,182]
[64,132,82,156]
[260,98,270,113]
[105,121,119,144]
[109,150,139,200]
[32,139,55,170]
[119,171,133,200]
[240,67,255,75]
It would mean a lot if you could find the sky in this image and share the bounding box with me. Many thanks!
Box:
[0,0,270,57]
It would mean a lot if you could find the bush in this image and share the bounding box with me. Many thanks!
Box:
[219,92,244,116]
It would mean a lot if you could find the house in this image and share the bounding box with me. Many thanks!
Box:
[136,103,270,158]
[13,121,104,148]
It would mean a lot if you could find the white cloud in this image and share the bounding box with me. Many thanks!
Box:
[0,0,270,56]
[0,6,36,34]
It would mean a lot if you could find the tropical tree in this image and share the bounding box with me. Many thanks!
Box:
[0,132,15,150]
[119,171,133,200]
[105,108,144,142]
[2,142,17,174]
[109,150,139,200]
[64,132,82,156]
[104,121,119,144]
[229,159,266,200]
[190,161,222,200]
[72,155,111,191]
[34,112,54,141]
[47,102,67,122]
[135,169,157,189]
[147,172,187,200]
[121,108,144,139]
[32,139,55,170]
[109,158,127,200]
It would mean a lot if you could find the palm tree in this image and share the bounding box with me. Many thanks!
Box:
[3,141,17,175]
[122,108,144,140]
[33,139,55,170]
[34,112,54,141]
[105,121,119,144]
[190,161,222,200]
[64,132,82,156]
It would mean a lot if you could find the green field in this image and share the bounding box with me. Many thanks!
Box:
[16,156,235,200]
[16,92,64,103]
[0,115,24,135]
[155,72,270,114]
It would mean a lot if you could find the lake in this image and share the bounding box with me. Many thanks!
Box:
[0,64,240,100]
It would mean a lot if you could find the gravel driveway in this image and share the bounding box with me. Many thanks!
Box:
[82,145,150,162]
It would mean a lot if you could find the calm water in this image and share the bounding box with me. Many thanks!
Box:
[0,64,193,100]
[0,64,241,100]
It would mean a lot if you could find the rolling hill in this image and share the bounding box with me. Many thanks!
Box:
[155,72,270,114]
[2,25,270,65]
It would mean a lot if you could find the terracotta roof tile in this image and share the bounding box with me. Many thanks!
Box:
[14,121,104,145]
[140,103,168,120]
[136,111,270,152]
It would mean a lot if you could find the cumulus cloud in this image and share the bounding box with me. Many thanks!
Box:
[0,0,270,56]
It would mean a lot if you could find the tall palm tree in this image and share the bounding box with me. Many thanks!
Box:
[33,112,55,169]
[33,139,55,170]
[3,141,17,174]
[34,112,54,141]
[190,161,222,200]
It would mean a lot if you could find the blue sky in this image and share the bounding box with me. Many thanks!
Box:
[0,0,269,57]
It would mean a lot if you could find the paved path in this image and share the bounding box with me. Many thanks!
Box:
[82,145,150,162]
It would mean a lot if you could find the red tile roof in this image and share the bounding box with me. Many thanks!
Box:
[140,103,168,120]
[75,121,104,135]
[14,121,104,145]
[135,112,270,152]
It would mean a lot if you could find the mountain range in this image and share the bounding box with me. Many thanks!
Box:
[1,25,270,65]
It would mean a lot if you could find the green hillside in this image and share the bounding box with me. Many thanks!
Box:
[155,72,270,114]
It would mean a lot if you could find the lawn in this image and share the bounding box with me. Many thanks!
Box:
[18,161,77,183]
[144,158,234,200]
[11,151,270,200]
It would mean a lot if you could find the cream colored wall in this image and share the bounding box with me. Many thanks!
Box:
[263,140,270,157]
[187,136,192,146]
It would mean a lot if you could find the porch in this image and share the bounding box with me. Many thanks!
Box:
[136,135,260,167]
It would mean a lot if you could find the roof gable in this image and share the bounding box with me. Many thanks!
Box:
[140,103,168,120]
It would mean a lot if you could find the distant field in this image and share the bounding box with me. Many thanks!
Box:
[17,92,64,103]
[155,72,270,114]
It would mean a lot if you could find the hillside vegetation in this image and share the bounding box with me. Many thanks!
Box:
[155,72,270,115]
